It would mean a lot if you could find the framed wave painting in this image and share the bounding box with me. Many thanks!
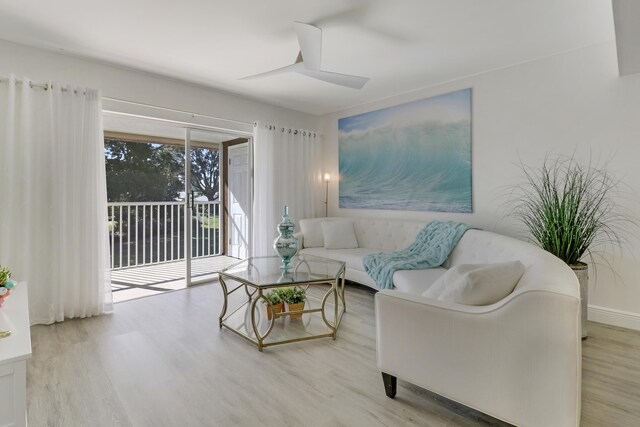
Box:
[338,88,472,213]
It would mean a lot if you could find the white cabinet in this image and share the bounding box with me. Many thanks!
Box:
[0,283,31,427]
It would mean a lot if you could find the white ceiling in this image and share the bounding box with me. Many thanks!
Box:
[0,0,615,115]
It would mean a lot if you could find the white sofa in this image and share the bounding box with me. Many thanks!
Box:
[297,217,581,427]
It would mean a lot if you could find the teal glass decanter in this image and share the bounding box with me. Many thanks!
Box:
[273,205,299,271]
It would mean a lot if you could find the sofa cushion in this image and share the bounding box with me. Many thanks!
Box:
[299,218,325,248]
[423,261,525,305]
[300,247,377,271]
[352,218,427,252]
[393,268,448,295]
[322,219,358,249]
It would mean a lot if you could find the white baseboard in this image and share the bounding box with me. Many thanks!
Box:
[588,304,640,331]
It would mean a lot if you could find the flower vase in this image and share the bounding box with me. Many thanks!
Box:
[0,281,14,308]
[273,205,299,271]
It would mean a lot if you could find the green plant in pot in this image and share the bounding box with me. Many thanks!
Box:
[0,266,15,308]
[262,290,284,321]
[509,155,632,339]
[281,286,306,319]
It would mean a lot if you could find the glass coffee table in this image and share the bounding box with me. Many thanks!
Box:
[217,255,346,351]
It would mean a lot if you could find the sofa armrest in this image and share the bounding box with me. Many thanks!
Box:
[375,289,581,427]
[293,232,303,248]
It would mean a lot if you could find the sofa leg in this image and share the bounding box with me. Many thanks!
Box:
[381,372,397,398]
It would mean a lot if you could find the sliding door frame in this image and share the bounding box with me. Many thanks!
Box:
[185,129,193,286]
[103,110,252,288]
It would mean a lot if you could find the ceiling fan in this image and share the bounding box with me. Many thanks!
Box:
[240,22,370,90]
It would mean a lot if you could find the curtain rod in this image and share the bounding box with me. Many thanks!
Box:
[259,123,318,138]
[0,75,86,94]
[0,75,253,127]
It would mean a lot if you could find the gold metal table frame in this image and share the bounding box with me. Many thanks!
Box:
[217,256,346,351]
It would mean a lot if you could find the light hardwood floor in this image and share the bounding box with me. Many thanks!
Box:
[27,283,640,426]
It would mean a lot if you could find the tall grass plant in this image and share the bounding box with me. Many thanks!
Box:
[510,156,632,266]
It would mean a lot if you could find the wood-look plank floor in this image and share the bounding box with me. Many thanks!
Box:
[27,283,640,426]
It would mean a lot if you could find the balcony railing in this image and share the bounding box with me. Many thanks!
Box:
[108,201,221,270]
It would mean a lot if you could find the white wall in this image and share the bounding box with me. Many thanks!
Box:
[320,41,640,329]
[0,39,317,131]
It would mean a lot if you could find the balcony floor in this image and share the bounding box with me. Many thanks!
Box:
[110,256,239,303]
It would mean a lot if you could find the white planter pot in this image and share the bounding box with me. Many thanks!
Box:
[571,262,588,340]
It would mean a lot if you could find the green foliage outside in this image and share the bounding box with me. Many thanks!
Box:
[199,215,220,229]
[105,138,184,202]
[104,138,220,203]
[190,147,220,201]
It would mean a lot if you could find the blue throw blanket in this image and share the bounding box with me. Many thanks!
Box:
[363,221,474,290]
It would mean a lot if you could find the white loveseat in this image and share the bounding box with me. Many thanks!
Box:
[297,217,581,427]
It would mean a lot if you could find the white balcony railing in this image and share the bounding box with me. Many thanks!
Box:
[108,201,221,270]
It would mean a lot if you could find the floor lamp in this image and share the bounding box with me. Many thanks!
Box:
[324,173,330,217]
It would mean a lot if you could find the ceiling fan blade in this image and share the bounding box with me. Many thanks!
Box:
[239,62,303,80]
[297,68,369,89]
[294,22,322,70]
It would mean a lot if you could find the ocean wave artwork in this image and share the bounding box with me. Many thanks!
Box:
[339,88,472,213]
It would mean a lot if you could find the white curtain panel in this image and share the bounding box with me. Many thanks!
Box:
[0,75,113,324]
[252,122,322,257]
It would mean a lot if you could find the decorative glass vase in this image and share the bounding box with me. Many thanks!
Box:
[273,205,299,271]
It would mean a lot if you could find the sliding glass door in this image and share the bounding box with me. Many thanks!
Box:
[104,116,188,301]
[104,113,248,299]
[186,129,223,286]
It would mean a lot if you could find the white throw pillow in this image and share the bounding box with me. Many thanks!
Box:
[421,266,460,299]
[299,219,324,248]
[393,268,449,295]
[422,261,525,306]
[322,219,358,250]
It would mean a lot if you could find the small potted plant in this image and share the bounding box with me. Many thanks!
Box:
[0,266,15,307]
[262,289,284,321]
[282,286,306,319]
